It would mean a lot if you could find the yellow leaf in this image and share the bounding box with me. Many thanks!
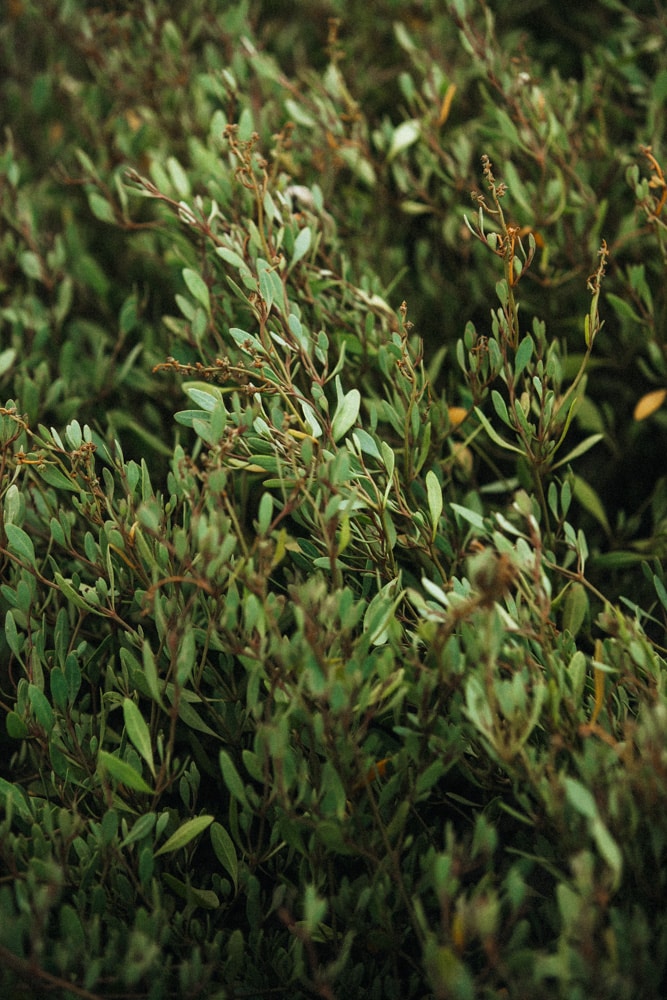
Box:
[633,388,667,421]
[438,84,457,127]
[448,406,468,429]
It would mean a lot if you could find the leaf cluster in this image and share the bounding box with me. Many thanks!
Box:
[2,2,667,999]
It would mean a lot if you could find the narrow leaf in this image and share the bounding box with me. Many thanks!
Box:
[491,389,511,427]
[210,822,238,892]
[219,750,249,809]
[571,474,610,534]
[425,470,443,542]
[142,640,163,706]
[449,503,485,531]
[552,433,604,469]
[474,407,525,455]
[123,698,156,778]
[98,750,153,794]
[154,815,214,857]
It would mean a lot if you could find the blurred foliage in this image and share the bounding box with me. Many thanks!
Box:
[2,0,667,998]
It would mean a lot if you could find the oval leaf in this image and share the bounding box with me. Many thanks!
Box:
[291,225,312,267]
[331,388,361,443]
[4,523,36,567]
[388,119,421,161]
[182,267,211,315]
[634,388,667,421]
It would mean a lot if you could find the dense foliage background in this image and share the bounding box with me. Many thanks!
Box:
[1,1,667,998]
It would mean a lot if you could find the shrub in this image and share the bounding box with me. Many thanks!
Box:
[2,2,667,998]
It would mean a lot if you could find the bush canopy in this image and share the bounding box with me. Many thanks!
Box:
[1,2,667,998]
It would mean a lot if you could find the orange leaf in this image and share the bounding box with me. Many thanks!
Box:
[438,84,457,127]
[633,388,667,421]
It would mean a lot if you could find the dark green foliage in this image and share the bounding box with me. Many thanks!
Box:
[2,1,667,998]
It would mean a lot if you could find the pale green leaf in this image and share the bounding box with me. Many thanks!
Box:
[182,268,211,315]
[291,226,312,267]
[474,407,525,455]
[388,119,421,161]
[425,469,443,542]
[331,380,361,443]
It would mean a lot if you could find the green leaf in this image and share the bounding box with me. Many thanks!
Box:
[258,258,283,313]
[172,695,219,737]
[4,610,23,658]
[185,385,221,411]
[514,335,534,378]
[4,523,36,567]
[474,407,525,455]
[0,776,32,821]
[38,464,79,492]
[216,246,247,270]
[562,582,588,637]
[564,776,596,820]
[388,119,421,161]
[123,698,156,778]
[119,812,157,850]
[425,469,443,543]
[363,578,401,646]
[491,390,511,427]
[29,684,54,733]
[154,815,214,857]
[182,268,211,315]
[98,750,153,795]
[300,400,323,438]
[19,250,42,280]
[6,711,29,739]
[552,433,603,470]
[291,226,312,267]
[219,750,249,809]
[142,639,163,706]
[591,816,623,889]
[571,474,610,534]
[606,293,643,324]
[210,822,238,892]
[167,156,191,197]
[654,574,667,612]
[50,668,69,712]
[54,572,105,614]
[229,326,263,354]
[449,503,485,531]
[303,884,328,933]
[0,348,16,377]
[331,381,361,443]
[87,191,116,224]
[176,628,196,686]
